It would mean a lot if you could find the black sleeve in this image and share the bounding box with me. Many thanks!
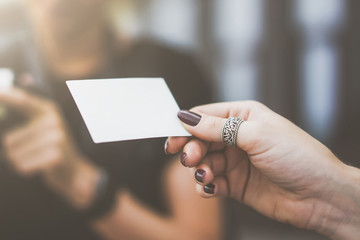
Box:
[122,41,214,109]
[159,49,214,109]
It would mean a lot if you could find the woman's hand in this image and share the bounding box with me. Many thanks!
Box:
[0,88,100,208]
[167,101,360,239]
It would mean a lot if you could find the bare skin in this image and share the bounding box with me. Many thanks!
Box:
[167,101,360,240]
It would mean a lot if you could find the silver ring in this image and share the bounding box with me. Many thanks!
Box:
[221,117,244,147]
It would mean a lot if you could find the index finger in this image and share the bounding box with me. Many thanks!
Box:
[177,109,254,151]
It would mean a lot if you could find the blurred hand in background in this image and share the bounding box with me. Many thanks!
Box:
[0,88,100,208]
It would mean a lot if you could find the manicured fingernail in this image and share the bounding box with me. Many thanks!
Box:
[195,169,206,183]
[181,152,187,167]
[204,184,215,194]
[164,139,170,155]
[177,110,201,127]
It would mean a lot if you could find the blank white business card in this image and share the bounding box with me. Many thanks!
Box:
[66,78,190,143]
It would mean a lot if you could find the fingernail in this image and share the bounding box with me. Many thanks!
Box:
[164,139,170,155]
[181,152,187,167]
[177,110,201,127]
[195,169,206,183]
[204,184,215,194]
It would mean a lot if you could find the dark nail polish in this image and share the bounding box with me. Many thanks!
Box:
[195,169,206,183]
[177,110,202,127]
[181,152,187,167]
[164,139,170,155]
[204,184,215,194]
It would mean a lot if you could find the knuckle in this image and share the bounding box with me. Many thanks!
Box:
[210,119,219,130]
[45,112,60,125]
[41,104,60,119]
[42,101,57,112]
[246,100,262,108]
[192,147,202,161]
[204,117,219,130]
[51,130,65,144]
[43,116,64,133]
[48,149,63,164]
[251,100,268,111]
[19,165,31,175]
[14,163,33,177]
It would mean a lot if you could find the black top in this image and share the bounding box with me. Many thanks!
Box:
[0,15,212,240]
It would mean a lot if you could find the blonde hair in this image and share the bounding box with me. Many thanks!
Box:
[107,0,150,38]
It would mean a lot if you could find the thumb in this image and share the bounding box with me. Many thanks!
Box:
[0,88,46,116]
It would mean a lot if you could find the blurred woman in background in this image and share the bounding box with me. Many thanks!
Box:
[0,0,222,239]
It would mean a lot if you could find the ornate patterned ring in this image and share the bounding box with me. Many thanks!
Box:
[221,117,244,147]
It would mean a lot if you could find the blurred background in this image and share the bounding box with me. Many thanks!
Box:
[1,0,359,239]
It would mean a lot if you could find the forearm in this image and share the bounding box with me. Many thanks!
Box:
[93,191,186,240]
[44,155,222,240]
[93,191,221,240]
[93,159,222,240]
[315,164,360,239]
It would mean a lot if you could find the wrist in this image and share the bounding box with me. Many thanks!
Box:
[68,157,101,209]
[44,154,101,209]
[45,153,120,220]
[315,163,360,239]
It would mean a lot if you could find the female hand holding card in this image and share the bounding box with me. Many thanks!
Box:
[167,101,360,240]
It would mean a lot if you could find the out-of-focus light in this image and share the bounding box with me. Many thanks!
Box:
[214,0,264,50]
[0,0,19,6]
[295,0,346,141]
[213,0,264,101]
[0,68,14,92]
[295,0,345,33]
[0,68,14,121]
[145,0,199,50]
[301,44,339,140]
